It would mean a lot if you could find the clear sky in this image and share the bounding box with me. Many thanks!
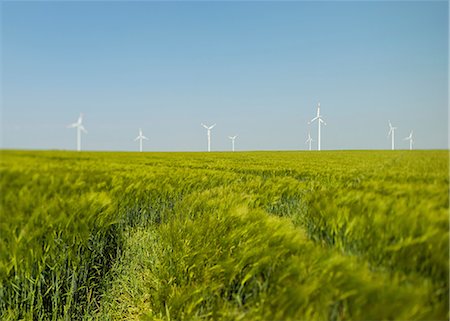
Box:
[1,1,448,151]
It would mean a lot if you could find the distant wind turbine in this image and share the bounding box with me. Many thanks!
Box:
[388,121,397,150]
[305,132,313,151]
[134,128,148,152]
[67,113,87,151]
[228,135,237,152]
[308,102,326,151]
[201,123,216,152]
[404,130,414,150]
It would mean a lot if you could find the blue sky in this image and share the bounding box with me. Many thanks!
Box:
[1,1,448,151]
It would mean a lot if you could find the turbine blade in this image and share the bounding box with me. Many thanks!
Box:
[310,116,319,123]
[209,124,216,129]
[80,125,87,133]
[142,136,149,140]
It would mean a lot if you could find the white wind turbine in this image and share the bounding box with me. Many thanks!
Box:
[67,113,87,151]
[228,135,237,152]
[201,123,216,152]
[308,102,326,151]
[305,132,313,151]
[404,130,414,150]
[388,121,397,150]
[134,128,148,152]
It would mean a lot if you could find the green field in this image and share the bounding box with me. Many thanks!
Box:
[0,150,448,320]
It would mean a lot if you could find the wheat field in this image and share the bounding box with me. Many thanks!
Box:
[0,150,448,320]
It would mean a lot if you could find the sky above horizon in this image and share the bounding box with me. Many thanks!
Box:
[1,1,448,151]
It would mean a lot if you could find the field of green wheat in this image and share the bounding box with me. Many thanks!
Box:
[0,150,448,320]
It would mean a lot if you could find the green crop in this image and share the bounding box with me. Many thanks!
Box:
[0,150,448,320]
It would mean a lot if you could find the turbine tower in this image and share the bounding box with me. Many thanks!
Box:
[134,128,148,152]
[305,132,313,151]
[308,102,326,151]
[67,113,87,151]
[388,121,397,150]
[404,130,414,150]
[201,123,216,152]
[228,135,237,152]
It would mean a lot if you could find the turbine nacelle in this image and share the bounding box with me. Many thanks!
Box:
[228,135,237,151]
[387,121,398,150]
[68,113,83,127]
[201,123,216,152]
[404,130,414,141]
[403,130,414,150]
[67,113,87,151]
[134,128,148,152]
[135,128,149,141]
[201,123,216,130]
[388,121,397,136]
[309,102,326,151]
[310,103,326,125]
[309,116,326,125]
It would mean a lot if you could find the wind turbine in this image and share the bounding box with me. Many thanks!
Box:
[388,121,397,150]
[228,135,237,152]
[134,128,148,152]
[404,130,414,150]
[305,132,313,151]
[201,123,216,152]
[308,102,326,151]
[67,113,87,151]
